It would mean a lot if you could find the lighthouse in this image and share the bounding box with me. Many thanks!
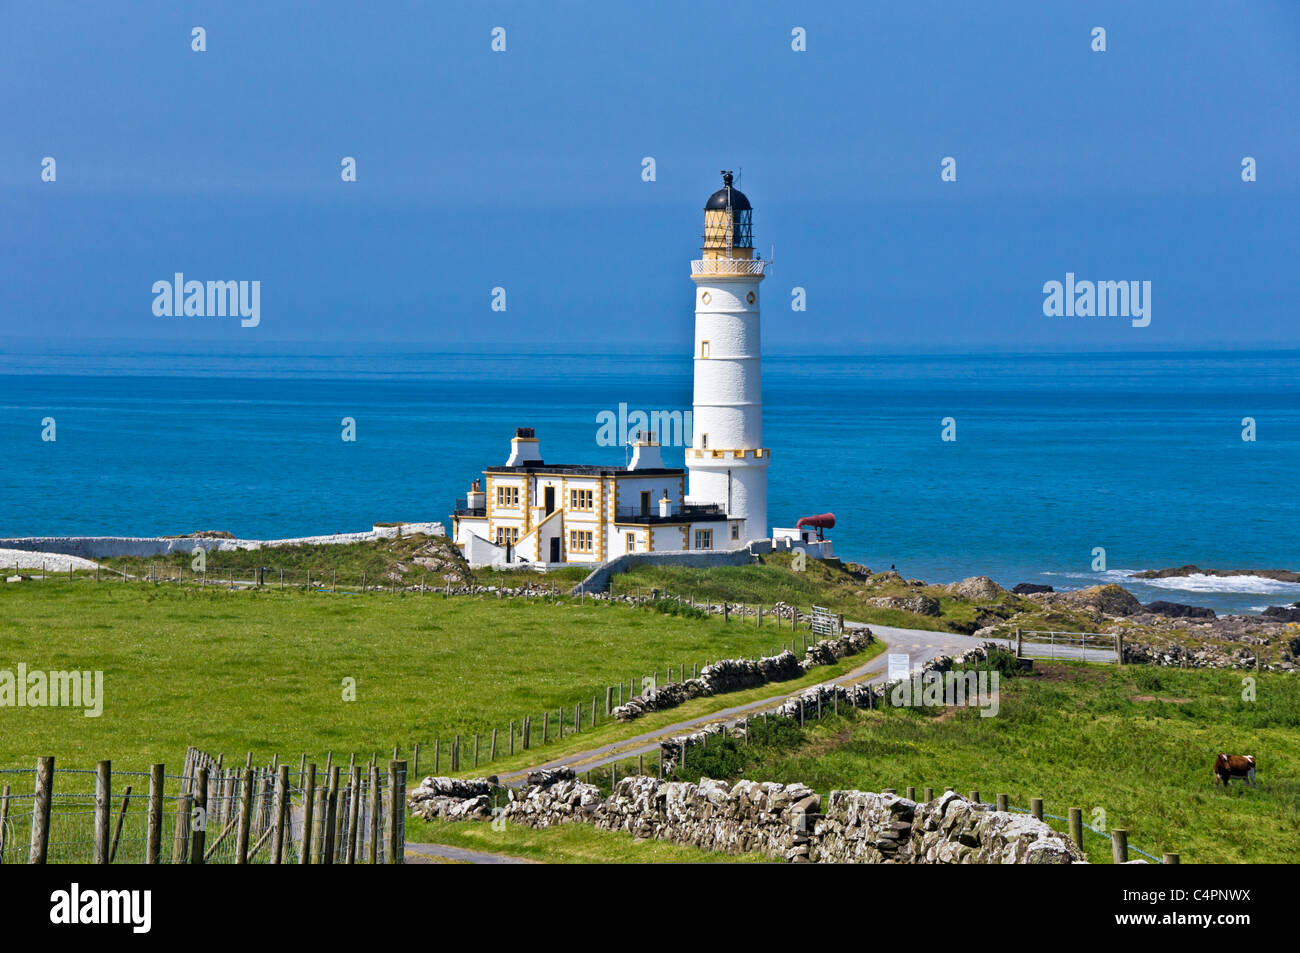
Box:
[686,171,769,544]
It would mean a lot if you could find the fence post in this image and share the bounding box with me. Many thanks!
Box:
[411,744,420,779]
[969,789,979,805]
[235,767,253,864]
[1030,797,1043,820]
[1015,627,1022,658]
[94,760,111,864]
[311,787,326,864]
[591,695,597,728]
[190,766,208,864]
[346,764,362,864]
[386,760,402,865]
[300,763,316,865]
[268,765,289,864]
[434,739,440,773]
[490,728,498,762]
[29,756,54,864]
[322,766,340,864]
[109,784,133,864]
[906,786,915,800]
[1112,829,1129,864]
[170,792,190,865]
[605,686,612,715]
[924,787,934,802]
[368,765,381,864]
[1068,807,1083,852]
[996,792,1008,812]
[1163,852,1179,865]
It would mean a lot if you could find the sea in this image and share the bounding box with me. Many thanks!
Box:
[1,344,1297,616]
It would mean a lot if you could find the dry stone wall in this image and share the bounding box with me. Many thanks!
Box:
[658,642,997,773]
[612,629,875,723]
[408,769,1083,864]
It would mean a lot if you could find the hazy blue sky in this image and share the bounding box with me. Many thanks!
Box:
[3,0,1298,353]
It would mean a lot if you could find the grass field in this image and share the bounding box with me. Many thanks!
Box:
[0,581,832,774]
[661,662,1300,864]
[405,817,771,863]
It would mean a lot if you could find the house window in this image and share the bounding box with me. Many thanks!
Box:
[626,533,636,552]
[694,529,713,550]
[495,485,520,508]
[569,488,594,510]
[569,530,594,553]
[494,526,520,546]
[731,522,740,540]
[700,340,710,358]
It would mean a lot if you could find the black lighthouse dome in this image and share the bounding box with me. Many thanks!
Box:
[705,170,751,210]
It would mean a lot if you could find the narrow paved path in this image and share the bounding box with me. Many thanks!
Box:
[492,624,1083,785]
[405,842,536,864]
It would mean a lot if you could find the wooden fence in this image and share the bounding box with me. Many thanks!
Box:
[0,748,406,865]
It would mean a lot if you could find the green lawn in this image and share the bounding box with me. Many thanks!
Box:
[671,662,1300,864]
[0,581,831,775]
[406,817,771,863]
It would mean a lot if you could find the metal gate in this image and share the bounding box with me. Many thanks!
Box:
[810,605,837,637]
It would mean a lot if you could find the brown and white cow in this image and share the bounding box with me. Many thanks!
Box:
[1213,754,1256,787]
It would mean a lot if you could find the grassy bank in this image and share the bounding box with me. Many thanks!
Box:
[608,552,1019,633]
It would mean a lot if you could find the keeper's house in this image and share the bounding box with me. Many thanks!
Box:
[450,428,739,567]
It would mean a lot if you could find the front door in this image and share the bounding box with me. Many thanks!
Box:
[544,486,555,514]
[640,491,651,515]
[549,536,561,562]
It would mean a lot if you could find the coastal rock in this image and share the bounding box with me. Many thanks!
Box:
[946,576,1004,601]
[1133,565,1300,584]
[1262,605,1300,623]
[1144,600,1216,620]
[1061,584,1143,616]
[1011,583,1054,595]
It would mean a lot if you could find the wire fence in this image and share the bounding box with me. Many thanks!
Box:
[0,748,407,865]
[870,783,1173,864]
[1015,629,1121,663]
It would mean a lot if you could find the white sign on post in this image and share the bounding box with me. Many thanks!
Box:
[887,653,911,682]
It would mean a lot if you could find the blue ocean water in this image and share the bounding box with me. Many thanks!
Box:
[1,345,1297,615]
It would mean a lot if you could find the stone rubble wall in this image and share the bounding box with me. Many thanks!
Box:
[612,629,875,723]
[657,643,997,773]
[408,768,1083,864]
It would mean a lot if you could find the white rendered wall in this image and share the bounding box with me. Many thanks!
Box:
[688,269,768,542]
[691,278,763,451]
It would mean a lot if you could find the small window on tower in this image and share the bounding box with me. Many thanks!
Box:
[700,340,710,359]
[701,434,708,449]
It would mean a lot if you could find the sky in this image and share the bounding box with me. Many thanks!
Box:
[2,0,1298,355]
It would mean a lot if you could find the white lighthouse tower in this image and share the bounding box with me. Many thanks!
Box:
[686,171,769,544]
